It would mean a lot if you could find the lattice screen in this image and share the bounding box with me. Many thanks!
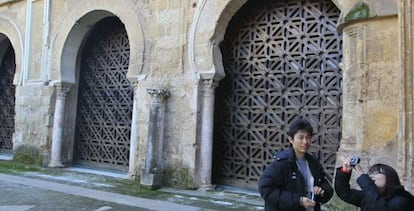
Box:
[215,0,342,190]
[75,17,133,171]
[0,46,16,153]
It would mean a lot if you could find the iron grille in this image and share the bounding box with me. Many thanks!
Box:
[75,17,133,171]
[215,0,342,190]
[0,46,16,153]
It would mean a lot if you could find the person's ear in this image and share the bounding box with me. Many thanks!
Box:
[288,136,294,144]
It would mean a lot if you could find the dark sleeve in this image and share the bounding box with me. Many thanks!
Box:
[357,174,413,211]
[258,160,301,210]
[334,167,364,207]
[317,166,333,204]
[308,158,333,203]
[386,197,414,211]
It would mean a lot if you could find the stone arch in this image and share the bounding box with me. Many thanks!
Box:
[50,0,145,84]
[47,1,144,170]
[0,15,24,85]
[190,0,343,80]
[190,0,247,80]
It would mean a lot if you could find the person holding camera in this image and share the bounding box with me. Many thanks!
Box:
[334,157,414,210]
[258,119,333,211]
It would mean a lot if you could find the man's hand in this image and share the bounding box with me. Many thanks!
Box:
[313,186,325,197]
[300,196,315,208]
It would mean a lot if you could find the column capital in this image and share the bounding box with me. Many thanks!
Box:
[201,79,219,97]
[147,88,170,103]
[53,81,73,87]
[202,79,219,89]
[55,84,71,98]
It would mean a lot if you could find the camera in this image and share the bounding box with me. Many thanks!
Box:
[349,156,360,166]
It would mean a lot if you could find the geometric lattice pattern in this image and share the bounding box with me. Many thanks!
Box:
[215,0,342,190]
[75,17,133,171]
[0,46,16,153]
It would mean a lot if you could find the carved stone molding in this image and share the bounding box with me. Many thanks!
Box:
[398,0,414,190]
[0,0,19,6]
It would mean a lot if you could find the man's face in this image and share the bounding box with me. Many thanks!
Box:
[288,130,312,155]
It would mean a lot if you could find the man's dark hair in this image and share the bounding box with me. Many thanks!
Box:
[287,119,313,138]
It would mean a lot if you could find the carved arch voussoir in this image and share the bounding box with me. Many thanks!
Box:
[50,0,144,85]
[0,15,24,86]
[190,0,342,81]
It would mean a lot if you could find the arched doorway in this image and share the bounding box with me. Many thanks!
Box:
[214,0,342,190]
[74,17,133,171]
[0,39,16,154]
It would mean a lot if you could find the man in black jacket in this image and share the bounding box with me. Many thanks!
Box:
[258,119,333,211]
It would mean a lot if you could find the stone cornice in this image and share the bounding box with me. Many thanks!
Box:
[0,0,21,6]
[336,0,398,32]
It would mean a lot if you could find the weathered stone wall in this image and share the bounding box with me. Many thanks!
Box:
[336,0,414,192]
[339,17,400,167]
[13,85,54,163]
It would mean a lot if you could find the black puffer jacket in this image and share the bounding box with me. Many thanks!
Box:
[335,168,414,210]
[258,148,333,211]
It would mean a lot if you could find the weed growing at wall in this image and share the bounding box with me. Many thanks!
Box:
[165,167,197,189]
[13,145,43,165]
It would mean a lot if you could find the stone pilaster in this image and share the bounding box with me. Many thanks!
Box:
[140,88,169,188]
[49,83,71,167]
[398,0,414,192]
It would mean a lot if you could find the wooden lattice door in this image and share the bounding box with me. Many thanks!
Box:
[214,0,342,190]
[74,17,133,171]
[0,45,16,153]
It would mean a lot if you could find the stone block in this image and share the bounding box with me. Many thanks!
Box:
[140,169,164,189]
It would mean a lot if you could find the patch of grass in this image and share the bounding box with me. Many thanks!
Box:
[13,145,44,165]
[323,193,357,211]
[0,160,42,174]
[107,178,165,197]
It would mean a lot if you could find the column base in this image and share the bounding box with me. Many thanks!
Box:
[140,169,164,189]
[48,160,64,168]
[198,184,216,191]
[126,172,136,179]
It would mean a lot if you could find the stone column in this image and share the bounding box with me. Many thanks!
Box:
[128,84,139,178]
[140,88,169,188]
[49,83,71,167]
[198,79,218,189]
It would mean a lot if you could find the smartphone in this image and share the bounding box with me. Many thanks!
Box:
[310,192,315,201]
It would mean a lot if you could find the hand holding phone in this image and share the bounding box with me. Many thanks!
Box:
[349,156,360,167]
[309,192,315,201]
